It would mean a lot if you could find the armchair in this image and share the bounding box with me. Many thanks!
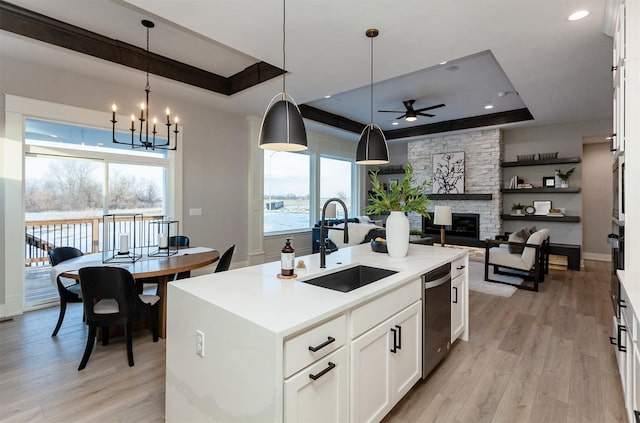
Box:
[484,230,549,292]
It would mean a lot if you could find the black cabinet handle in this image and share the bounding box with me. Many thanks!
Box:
[618,324,627,353]
[308,336,335,352]
[456,265,465,270]
[453,286,458,304]
[395,325,402,350]
[619,298,627,309]
[610,336,617,345]
[633,409,640,423]
[390,328,397,353]
[309,362,336,380]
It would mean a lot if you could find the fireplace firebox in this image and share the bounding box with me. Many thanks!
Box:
[422,213,482,247]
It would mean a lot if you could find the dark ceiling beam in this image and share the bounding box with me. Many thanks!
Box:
[299,104,534,140]
[0,0,282,96]
[383,108,534,140]
[299,104,366,134]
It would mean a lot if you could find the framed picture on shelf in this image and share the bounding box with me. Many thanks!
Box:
[533,200,552,215]
[543,176,555,188]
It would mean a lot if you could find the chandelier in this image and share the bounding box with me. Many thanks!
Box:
[111,20,180,151]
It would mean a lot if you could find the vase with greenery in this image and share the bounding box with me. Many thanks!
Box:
[366,163,431,257]
[555,167,575,188]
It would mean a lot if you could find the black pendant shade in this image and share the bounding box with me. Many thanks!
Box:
[356,123,389,165]
[259,95,308,152]
[356,28,389,165]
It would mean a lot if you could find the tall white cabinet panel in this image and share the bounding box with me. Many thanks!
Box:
[284,347,348,423]
[350,301,422,423]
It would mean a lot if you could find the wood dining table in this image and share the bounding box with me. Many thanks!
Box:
[54,247,220,338]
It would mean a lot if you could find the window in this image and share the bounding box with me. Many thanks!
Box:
[320,156,353,218]
[264,151,310,233]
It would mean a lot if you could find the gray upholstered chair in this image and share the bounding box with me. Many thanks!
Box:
[484,229,549,291]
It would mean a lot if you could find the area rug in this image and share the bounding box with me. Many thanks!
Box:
[467,260,523,297]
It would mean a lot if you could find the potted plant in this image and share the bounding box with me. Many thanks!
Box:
[409,229,425,241]
[511,202,525,215]
[366,163,431,257]
[555,167,576,188]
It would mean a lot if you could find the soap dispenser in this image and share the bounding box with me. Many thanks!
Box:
[281,238,295,277]
[280,238,296,276]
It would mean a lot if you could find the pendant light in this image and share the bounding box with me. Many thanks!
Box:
[258,0,307,152]
[356,28,389,165]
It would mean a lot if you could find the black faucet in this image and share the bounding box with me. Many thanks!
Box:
[320,198,349,268]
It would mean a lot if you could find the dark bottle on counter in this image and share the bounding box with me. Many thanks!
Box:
[281,238,295,276]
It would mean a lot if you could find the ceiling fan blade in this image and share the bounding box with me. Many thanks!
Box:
[417,112,435,118]
[378,110,405,113]
[415,103,445,112]
[396,115,406,120]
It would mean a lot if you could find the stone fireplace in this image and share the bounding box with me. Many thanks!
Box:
[407,128,503,241]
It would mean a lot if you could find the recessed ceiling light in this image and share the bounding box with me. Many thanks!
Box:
[324,95,331,99]
[439,61,448,65]
[568,10,589,21]
[392,122,399,126]
[484,103,494,110]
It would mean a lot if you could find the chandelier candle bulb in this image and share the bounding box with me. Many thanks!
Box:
[130,114,135,130]
[166,108,170,123]
[112,104,117,121]
[153,118,157,133]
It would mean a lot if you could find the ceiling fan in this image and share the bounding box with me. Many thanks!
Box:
[378,99,445,122]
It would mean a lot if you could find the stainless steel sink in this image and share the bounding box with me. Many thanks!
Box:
[299,265,397,292]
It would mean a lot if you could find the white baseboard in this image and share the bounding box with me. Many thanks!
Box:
[583,252,611,262]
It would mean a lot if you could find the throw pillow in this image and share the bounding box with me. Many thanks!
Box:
[508,227,530,254]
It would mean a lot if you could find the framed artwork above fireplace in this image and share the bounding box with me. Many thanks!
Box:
[432,151,465,194]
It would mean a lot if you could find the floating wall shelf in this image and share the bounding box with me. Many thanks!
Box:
[501,188,581,194]
[429,194,493,200]
[501,214,581,223]
[501,157,582,167]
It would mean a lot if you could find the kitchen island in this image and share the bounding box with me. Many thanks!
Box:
[165,243,468,422]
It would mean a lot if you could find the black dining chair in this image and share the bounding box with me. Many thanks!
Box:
[169,235,190,247]
[77,266,159,371]
[214,244,235,273]
[48,246,84,336]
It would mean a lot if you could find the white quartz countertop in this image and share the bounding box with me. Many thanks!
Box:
[170,243,466,337]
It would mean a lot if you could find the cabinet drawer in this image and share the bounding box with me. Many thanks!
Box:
[284,314,346,378]
[451,256,467,280]
[351,279,421,339]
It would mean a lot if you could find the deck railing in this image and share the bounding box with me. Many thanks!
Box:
[25,215,163,266]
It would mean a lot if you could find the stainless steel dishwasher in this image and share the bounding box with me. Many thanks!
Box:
[422,263,452,378]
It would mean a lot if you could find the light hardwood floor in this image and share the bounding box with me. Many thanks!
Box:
[0,260,626,422]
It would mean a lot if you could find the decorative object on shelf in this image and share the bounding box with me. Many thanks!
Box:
[547,208,565,217]
[432,152,464,194]
[543,176,556,188]
[517,154,536,161]
[555,167,576,188]
[102,213,143,263]
[524,205,536,215]
[433,206,452,247]
[533,200,552,215]
[148,219,179,257]
[511,203,526,216]
[356,28,389,165]
[111,20,180,151]
[366,163,431,257]
[259,0,307,152]
[538,152,558,160]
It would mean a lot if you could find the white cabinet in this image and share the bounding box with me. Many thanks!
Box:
[284,315,348,422]
[451,256,467,342]
[284,347,349,423]
[351,301,421,423]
